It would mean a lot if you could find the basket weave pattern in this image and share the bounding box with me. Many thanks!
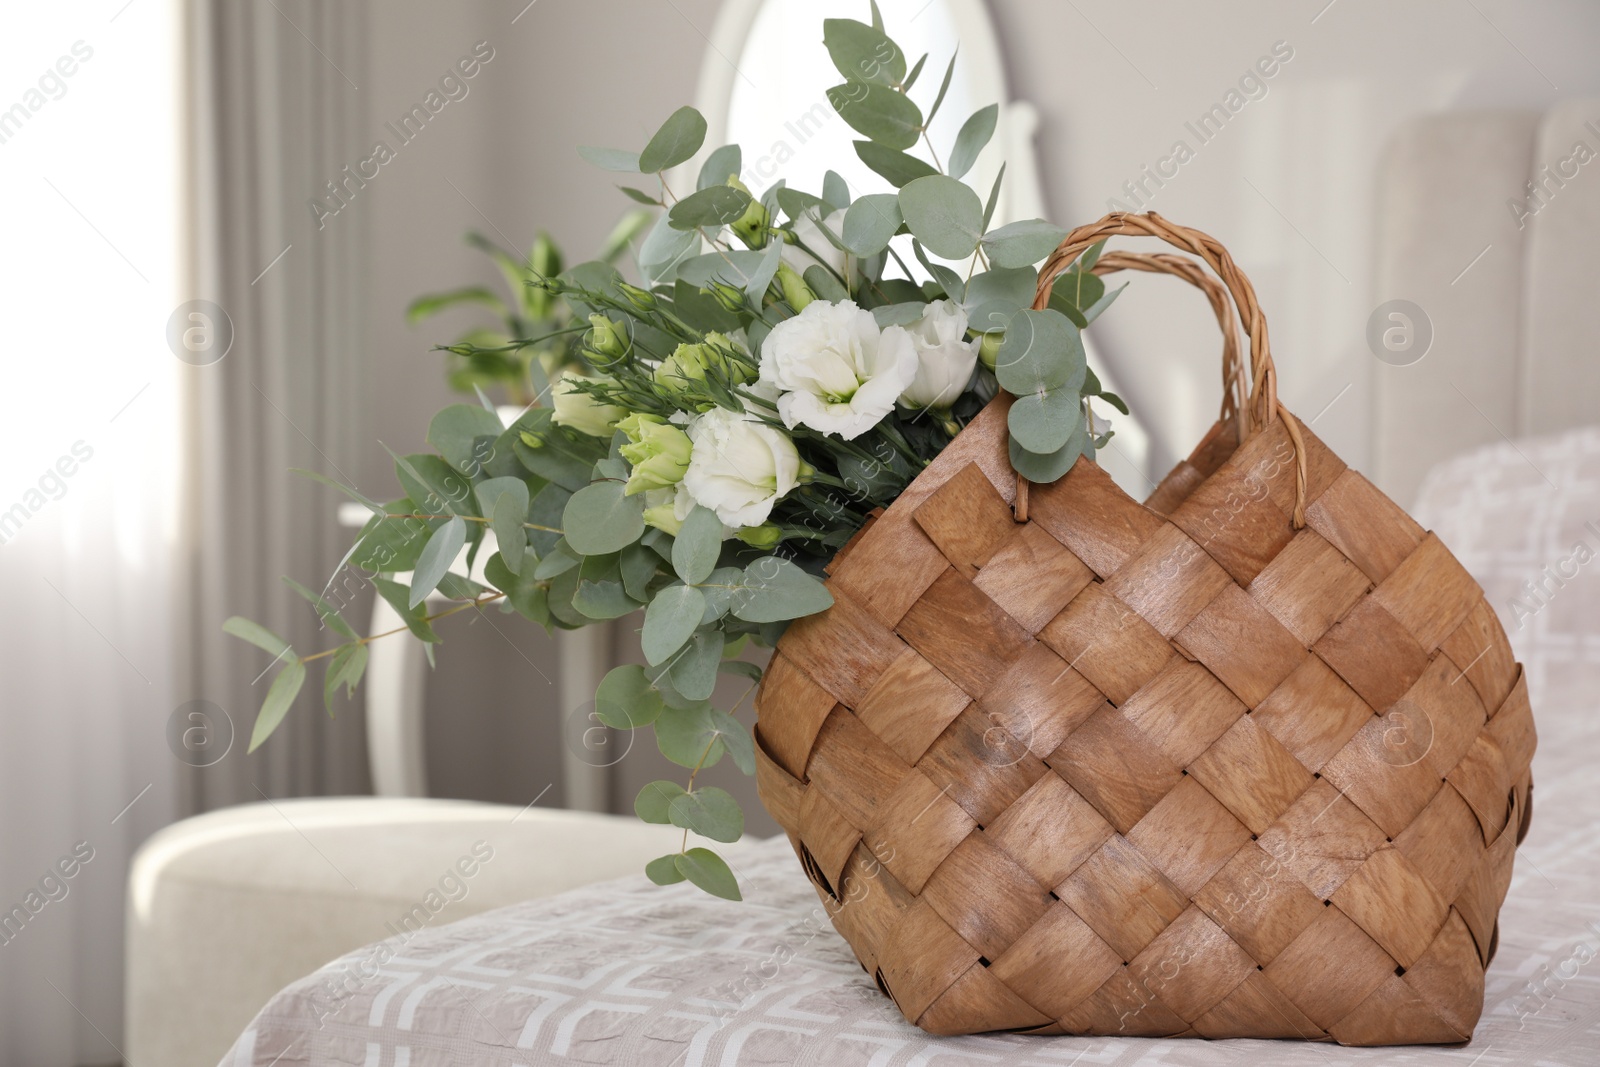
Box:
[753,215,1534,1044]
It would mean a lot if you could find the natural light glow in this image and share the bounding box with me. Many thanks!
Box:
[0,1,180,564]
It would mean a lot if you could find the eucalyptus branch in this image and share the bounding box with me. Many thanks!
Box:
[298,591,509,665]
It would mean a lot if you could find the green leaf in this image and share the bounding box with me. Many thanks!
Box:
[948,103,998,180]
[719,659,763,683]
[668,184,754,231]
[776,187,828,222]
[282,577,358,640]
[646,853,687,885]
[642,584,706,665]
[621,543,662,602]
[1050,269,1107,316]
[1009,425,1088,484]
[577,145,641,172]
[804,265,849,304]
[668,628,724,701]
[899,175,985,260]
[731,557,834,623]
[348,504,432,572]
[485,482,530,575]
[563,481,645,556]
[618,185,659,205]
[697,144,743,190]
[927,50,957,125]
[323,644,368,714]
[982,162,1006,231]
[993,309,1087,396]
[290,468,384,517]
[484,552,548,625]
[841,193,903,257]
[596,663,665,729]
[406,286,504,326]
[248,658,306,753]
[410,516,466,608]
[676,847,741,901]
[698,565,746,623]
[745,236,784,302]
[827,83,923,151]
[656,701,724,769]
[822,18,905,87]
[668,786,744,843]
[853,140,937,188]
[533,539,580,579]
[223,616,292,660]
[1081,281,1126,326]
[672,506,723,585]
[981,219,1069,269]
[373,577,442,643]
[823,169,852,211]
[1100,390,1130,416]
[1008,386,1084,454]
[388,447,473,517]
[573,570,641,621]
[635,780,687,824]
[638,212,702,287]
[911,239,966,300]
[526,482,570,557]
[712,707,756,775]
[639,106,707,173]
[903,51,928,91]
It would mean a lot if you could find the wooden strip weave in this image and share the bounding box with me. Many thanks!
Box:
[753,215,1534,1045]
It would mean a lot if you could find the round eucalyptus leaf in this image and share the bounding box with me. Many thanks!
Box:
[645,853,687,885]
[841,193,903,257]
[993,308,1086,396]
[595,663,664,729]
[981,219,1070,269]
[562,481,644,556]
[668,185,754,231]
[634,780,687,824]
[675,847,741,900]
[642,583,706,665]
[899,175,985,260]
[667,786,745,843]
[1009,427,1088,484]
[639,106,707,173]
[1008,388,1083,455]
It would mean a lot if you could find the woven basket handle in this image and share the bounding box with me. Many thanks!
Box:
[1029,210,1308,526]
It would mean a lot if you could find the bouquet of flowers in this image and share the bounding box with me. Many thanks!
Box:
[226,1,1127,901]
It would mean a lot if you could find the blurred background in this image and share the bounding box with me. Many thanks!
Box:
[3,0,1598,1062]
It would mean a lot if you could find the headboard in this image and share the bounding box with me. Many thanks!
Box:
[1372,101,1600,505]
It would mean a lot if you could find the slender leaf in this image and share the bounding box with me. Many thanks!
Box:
[410,516,466,607]
[282,577,358,640]
[853,140,937,188]
[249,659,306,752]
[948,103,998,180]
[223,617,292,660]
[577,145,641,172]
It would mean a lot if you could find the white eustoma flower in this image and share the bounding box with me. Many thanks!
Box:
[759,299,917,440]
[780,207,848,281]
[683,406,801,527]
[900,300,981,409]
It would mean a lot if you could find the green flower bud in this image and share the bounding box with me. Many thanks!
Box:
[776,262,815,312]
[617,282,657,311]
[654,334,755,400]
[585,313,627,363]
[735,523,782,550]
[641,488,686,536]
[551,369,626,438]
[709,281,746,313]
[726,177,771,248]
[978,330,1003,372]
[617,413,692,496]
[796,459,817,484]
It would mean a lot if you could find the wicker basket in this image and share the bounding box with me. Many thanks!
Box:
[753,213,1535,1044]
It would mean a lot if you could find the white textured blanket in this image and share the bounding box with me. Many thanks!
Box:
[223,429,1600,1066]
